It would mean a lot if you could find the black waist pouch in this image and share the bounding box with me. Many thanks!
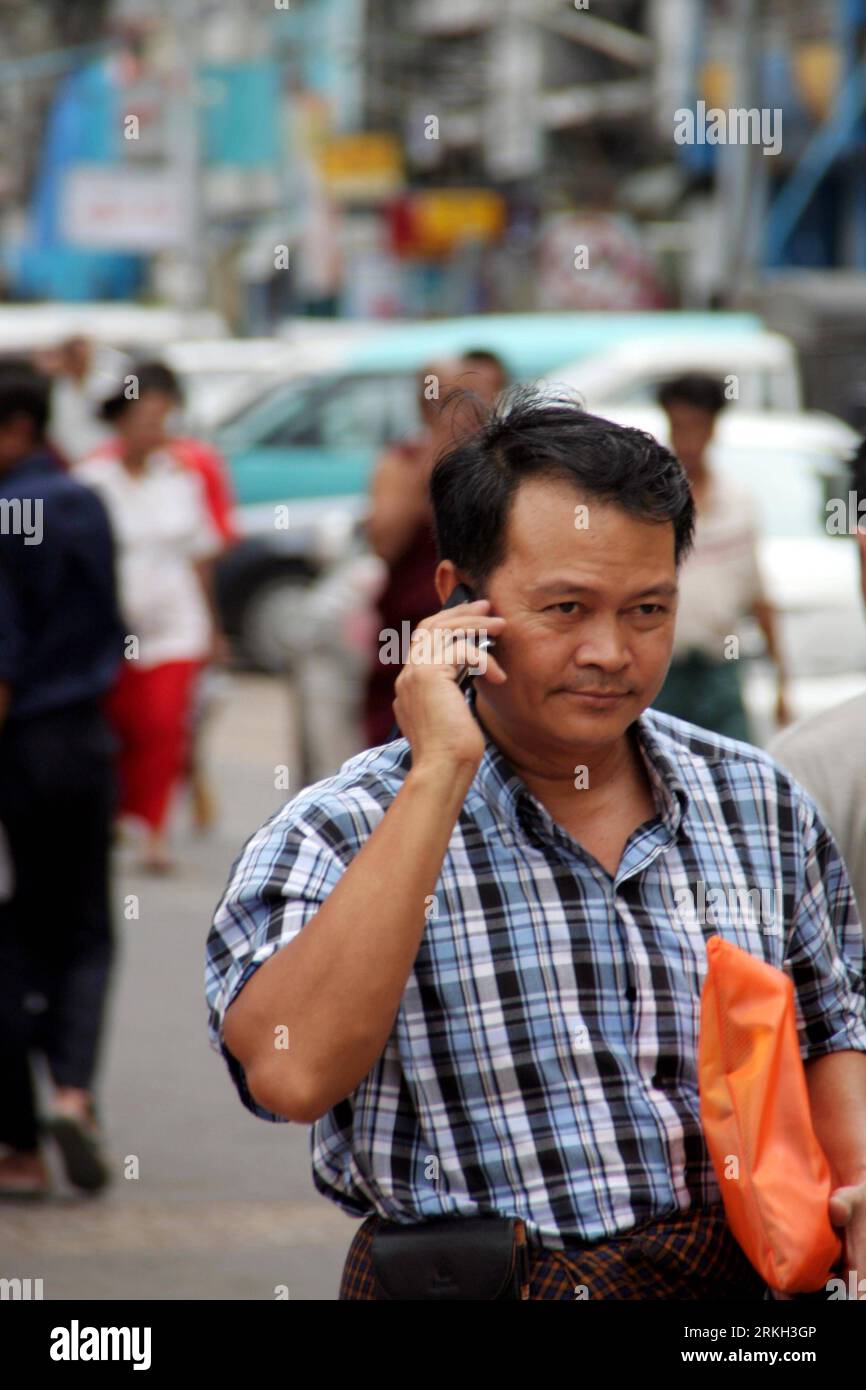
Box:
[370,1214,530,1300]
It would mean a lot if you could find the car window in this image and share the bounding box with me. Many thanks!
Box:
[710,444,834,537]
[182,370,284,427]
[263,374,421,450]
[215,378,313,447]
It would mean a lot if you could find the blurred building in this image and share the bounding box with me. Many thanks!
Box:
[1,0,865,329]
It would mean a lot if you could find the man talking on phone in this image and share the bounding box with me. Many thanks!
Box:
[206,389,866,1300]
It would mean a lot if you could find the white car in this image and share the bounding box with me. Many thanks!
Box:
[163,339,343,431]
[546,330,802,414]
[591,405,866,743]
[165,322,387,430]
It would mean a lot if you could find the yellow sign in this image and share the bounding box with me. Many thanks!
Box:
[317,133,404,201]
[410,190,506,253]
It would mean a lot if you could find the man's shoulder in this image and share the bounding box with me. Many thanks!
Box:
[47,466,114,533]
[641,706,810,807]
[0,455,110,535]
[272,738,414,845]
[643,705,773,766]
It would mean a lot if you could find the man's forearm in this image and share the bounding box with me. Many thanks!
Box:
[805,1049,866,1187]
[223,758,476,1122]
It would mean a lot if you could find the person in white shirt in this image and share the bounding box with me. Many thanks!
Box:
[769,441,866,925]
[77,363,220,872]
[48,336,130,464]
[652,374,790,741]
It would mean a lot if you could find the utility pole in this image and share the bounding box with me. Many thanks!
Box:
[172,0,207,308]
[717,0,761,302]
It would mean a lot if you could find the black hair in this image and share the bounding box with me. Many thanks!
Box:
[657,373,727,416]
[0,358,50,439]
[100,359,183,423]
[462,349,509,382]
[429,386,696,588]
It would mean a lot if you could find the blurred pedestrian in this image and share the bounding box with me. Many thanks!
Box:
[362,357,466,747]
[84,362,239,834]
[461,348,510,404]
[769,440,866,925]
[651,373,790,740]
[363,353,507,748]
[77,363,223,873]
[0,361,122,1196]
[46,335,129,464]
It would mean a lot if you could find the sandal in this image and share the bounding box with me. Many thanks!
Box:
[44,1107,111,1193]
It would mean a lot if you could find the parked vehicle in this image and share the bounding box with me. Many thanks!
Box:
[547,330,801,413]
[164,335,374,431]
[164,321,387,430]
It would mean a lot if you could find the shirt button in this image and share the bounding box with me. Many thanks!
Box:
[624,986,637,1003]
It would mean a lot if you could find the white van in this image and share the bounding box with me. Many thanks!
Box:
[547,331,802,414]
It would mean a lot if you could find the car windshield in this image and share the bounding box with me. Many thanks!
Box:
[183,370,286,426]
[213,377,313,444]
[709,443,835,537]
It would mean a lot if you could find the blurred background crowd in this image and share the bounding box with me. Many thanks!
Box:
[2,0,866,1292]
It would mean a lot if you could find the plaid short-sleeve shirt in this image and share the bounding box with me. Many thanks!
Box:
[206,707,866,1249]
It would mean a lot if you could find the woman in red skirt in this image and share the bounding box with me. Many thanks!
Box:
[77,363,222,872]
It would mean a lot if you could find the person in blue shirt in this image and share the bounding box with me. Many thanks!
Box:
[208,388,866,1300]
[0,360,123,1198]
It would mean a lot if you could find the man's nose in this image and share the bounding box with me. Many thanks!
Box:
[572,617,630,670]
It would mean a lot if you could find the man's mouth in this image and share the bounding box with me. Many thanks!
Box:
[557,688,631,701]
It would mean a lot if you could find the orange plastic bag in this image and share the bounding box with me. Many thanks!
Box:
[698,934,841,1293]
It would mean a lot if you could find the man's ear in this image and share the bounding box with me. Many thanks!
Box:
[434,560,460,607]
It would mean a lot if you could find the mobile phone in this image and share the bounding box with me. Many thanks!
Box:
[443,582,496,689]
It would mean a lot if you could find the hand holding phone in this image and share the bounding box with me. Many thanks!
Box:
[443,583,497,690]
[390,584,505,771]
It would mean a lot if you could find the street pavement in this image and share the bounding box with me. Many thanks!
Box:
[2,674,355,1301]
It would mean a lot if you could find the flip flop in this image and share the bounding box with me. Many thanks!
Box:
[44,1114,111,1193]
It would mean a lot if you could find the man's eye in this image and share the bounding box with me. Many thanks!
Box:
[546,602,579,614]
[634,604,664,616]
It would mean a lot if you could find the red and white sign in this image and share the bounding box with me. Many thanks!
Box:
[62,166,189,252]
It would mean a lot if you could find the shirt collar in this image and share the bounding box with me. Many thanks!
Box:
[466,683,691,845]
